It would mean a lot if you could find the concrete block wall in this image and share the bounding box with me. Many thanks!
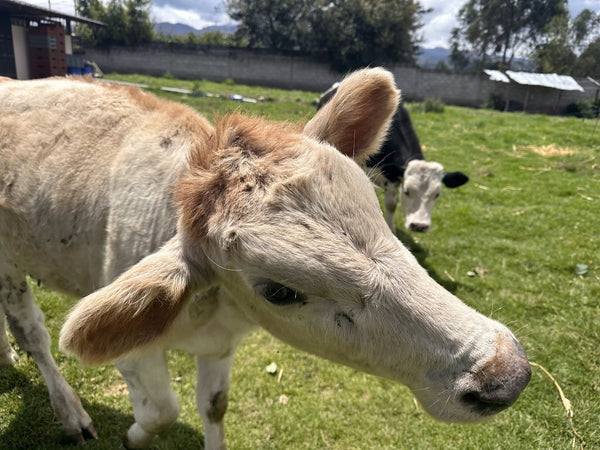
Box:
[85,44,597,114]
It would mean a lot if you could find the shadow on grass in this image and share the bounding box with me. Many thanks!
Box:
[0,366,204,449]
[394,229,459,293]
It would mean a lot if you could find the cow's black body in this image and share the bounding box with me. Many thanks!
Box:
[366,104,425,183]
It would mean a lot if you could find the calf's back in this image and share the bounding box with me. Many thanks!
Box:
[0,77,211,294]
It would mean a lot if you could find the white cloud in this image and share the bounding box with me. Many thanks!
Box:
[420,2,462,48]
[574,0,600,15]
[152,0,229,24]
[152,5,220,28]
[30,0,76,15]
[418,1,461,48]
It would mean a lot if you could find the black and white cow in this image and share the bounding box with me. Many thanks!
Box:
[318,83,469,233]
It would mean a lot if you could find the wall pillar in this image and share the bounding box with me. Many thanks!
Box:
[0,11,17,78]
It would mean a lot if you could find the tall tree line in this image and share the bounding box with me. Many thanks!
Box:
[76,0,153,46]
[226,0,428,72]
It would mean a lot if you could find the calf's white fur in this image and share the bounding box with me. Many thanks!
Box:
[0,69,530,449]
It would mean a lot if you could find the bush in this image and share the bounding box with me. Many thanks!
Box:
[413,97,446,113]
[565,99,600,118]
[191,81,205,97]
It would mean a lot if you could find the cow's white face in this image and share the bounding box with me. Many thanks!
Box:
[400,160,469,233]
[401,160,444,232]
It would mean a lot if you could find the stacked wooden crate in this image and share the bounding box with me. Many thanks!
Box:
[29,22,66,78]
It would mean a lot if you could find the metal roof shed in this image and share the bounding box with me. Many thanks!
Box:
[505,70,584,112]
[484,69,586,113]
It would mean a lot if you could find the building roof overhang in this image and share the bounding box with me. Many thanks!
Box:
[0,0,105,27]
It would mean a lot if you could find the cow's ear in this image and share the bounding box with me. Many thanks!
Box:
[303,67,399,164]
[59,235,210,365]
[442,171,469,188]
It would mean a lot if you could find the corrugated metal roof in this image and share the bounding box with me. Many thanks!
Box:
[0,0,105,27]
[506,71,584,92]
[484,69,510,83]
[587,77,600,88]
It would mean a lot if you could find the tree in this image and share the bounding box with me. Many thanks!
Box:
[308,0,427,71]
[570,10,600,78]
[154,30,246,47]
[532,9,600,77]
[125,0,153,45]
[450,0,568,70]
[571,9,600,54]
[573,37,600,79]
[75,0,153,46]
[103,0,129,45]
[75,0,108,46]
[226,0,428,72]
[226,0,312,50]
[531,14,576,74]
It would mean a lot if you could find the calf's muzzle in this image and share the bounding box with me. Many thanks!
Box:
[409,222,430,233]
[461,338,531,416]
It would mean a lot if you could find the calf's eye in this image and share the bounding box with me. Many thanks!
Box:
[256,282,303,305]
[403,189,410,197]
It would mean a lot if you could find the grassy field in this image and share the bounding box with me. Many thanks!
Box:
[1,73,598,449]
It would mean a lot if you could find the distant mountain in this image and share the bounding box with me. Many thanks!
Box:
[154,22,237,36]
[416,46,535,71]
[417,47,451,68]
[200,24,237,35]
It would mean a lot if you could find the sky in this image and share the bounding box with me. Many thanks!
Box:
[31,0,600,49]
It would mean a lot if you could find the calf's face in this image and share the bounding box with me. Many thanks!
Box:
[186,134,530,423]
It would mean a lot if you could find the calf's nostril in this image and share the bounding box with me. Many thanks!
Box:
[462,381,518,410]
[461,389,511,415]
[409,223,429,233]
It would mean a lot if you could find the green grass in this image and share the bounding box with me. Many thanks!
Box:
[1,73,599,449]
[103,72,320,122]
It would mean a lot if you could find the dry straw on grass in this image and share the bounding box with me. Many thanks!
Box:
[525,144,578,157]
[530,361,585,449]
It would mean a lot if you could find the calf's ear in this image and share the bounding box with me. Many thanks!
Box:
[59,235,206,365]
[303,67,399,164]
[442,171,469,188]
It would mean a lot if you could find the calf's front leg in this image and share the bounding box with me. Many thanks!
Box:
[384,180,400,232]
[196,354,235,450]
[117,350,180,448]
[0,266,96,442]
[0,305,19,366]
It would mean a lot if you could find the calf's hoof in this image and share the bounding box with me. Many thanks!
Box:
[64,423,99,444]
[0,347,19,367]
[123,423,158,449]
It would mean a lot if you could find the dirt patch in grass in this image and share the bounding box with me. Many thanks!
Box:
[526,144,578,157]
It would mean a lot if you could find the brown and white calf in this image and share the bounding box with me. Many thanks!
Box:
[0,69,530,449]
[319,83,469,232]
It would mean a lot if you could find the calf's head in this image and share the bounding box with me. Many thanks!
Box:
[60,68,529,424]
[401,160,468,232]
